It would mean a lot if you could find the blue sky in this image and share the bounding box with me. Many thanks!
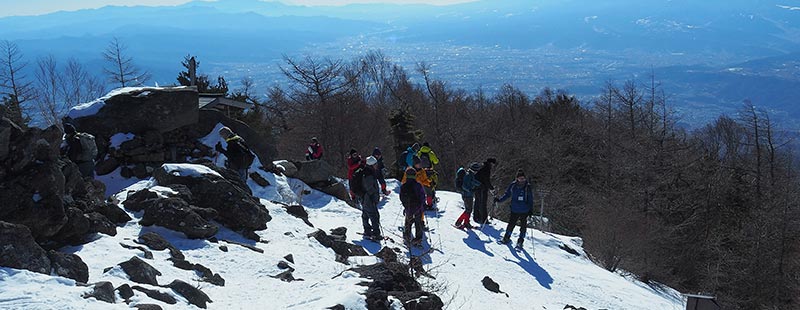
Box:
[0,0,474,17]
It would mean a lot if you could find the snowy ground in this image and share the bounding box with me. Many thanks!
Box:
[0,125,685,309]
[0,166,686,309]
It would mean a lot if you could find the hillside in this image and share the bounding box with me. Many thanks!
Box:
[0,134,685,309]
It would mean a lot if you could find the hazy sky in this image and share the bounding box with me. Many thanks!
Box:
[0,0,474,17]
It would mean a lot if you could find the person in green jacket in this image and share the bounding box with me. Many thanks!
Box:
[417,142,439,169]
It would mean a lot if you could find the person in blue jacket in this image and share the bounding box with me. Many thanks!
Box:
[494,169,534,247]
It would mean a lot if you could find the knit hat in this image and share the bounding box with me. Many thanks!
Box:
[486,157,497,165]
[372,147,382,156]
[63,123,76,135]
[411,143,421,151]
[218,126,234,139]
[366,156,378,166]
[405,167,417,178]
[516,169,525,178]
[469,162,483,172]
[349,148,358,155]
[423,142,430,147]
[311,137,318,142]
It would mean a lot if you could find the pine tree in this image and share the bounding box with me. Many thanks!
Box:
[389,107,422,178]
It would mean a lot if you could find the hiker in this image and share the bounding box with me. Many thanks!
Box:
[454,162,483,229]
[372,147,390,195]
[305,137,324,160]
[494,169,534,247]
[474,157,497,224]
[417,142,439,169]
[400,167,427,246]
[215,126,255,180]
[61,123,97,178]
[346,149,362,201]
[399,143,421,172]
[359,156,383,240]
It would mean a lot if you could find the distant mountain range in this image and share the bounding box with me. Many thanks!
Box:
[1,0,798,128]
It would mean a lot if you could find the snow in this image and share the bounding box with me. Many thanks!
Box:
[67,86,189,119]
[108,133,135,148]
[160,164,222,178]
[0,158,686,309]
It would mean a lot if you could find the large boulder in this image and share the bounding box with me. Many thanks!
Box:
[0,221,51,274]
[153,163,271,232]
[47,251,89,283]
[167,280,212,309]
[138,196,219,239]
[117,256,162,286]
[293,160,335,184]
[66,87,199,139]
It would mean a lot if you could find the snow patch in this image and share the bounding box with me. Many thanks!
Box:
[160,164,222,178]
[109,133,135,148]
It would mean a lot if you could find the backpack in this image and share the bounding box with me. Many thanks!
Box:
[419,152,432,168]
[350,166,366,196]
[233,139,256,168]
[76,132,98,162]
[455,167,466,190]
[400,181,421,209]
[397,150,409,168]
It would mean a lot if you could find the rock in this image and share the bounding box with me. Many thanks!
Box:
[249,172,270,187]
[92,202,132,224]
[120,243,154,259]
[117,256,162,286]
[133,304,163,310]
[120,166,134,178]
[51,207,91,245]
[283,254,294,264]
[67,87,199,138]
[375,247,398,263]
[85,212,117,236]
[308,230,368,260]
[123,189,159,212]
[219,245,228,252]
[0,117,20,161]
[242,229,260,241]
[277,261,293,271]
[271,270,303,282]
[481,276,508,297]
[47,251,89,283]
[133,164,149,179]
[153,163,271,232]
[293,160,334,184]
[131,286,176,305]
[163,184,193,202]
[167,279,212,309]
[317,181,351,205]
[365,289,390,310]
[94,157,119,176]
[273,160,297,177]
[138,197,218,239]
[327,305,345,310]
[392,291,445,310]
[136,232,185,260]
[83,281,116,304]
[329,227,347,238]
[188,206,218,221]
[116,284,134,301]
[284,205,313,227]
[0,221,51,274]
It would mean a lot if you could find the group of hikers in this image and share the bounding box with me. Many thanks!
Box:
[61,122,534,249]
[335,139,536,249]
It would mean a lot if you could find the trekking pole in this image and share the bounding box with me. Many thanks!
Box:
[528,216,535,258]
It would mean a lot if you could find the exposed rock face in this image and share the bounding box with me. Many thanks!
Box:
[0,221,51,274]
[67,87,199,139]
[138,197,219,239]
[0,118,126,249]
[83,281,116,304]
[153,162,271,232]
[293,160,334,184]
[47,250,89,283]
[308,229,369,260]
[353,262,444,310]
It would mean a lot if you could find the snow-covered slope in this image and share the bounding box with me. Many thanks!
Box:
[0,164,685,309]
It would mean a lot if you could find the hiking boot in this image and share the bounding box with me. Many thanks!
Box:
[516,240,524,248]
[411,238,423,247]
[370,235,383,241]
[500,237,511,245]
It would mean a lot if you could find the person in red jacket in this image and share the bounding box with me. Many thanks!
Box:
[305,137,324,160]
[346,149,362,201]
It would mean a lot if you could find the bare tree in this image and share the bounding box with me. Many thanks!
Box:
[0,40,35,125]
[63,57,105,108]
[33,55,63,127]
[102,37,149,88]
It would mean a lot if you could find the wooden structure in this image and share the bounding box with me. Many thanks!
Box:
[685,294,721,310]
[198,93,250,117]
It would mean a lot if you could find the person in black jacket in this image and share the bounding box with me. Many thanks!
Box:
[473,157,497,224]
[360,156,383,240]
[372,147,390,195]
[215,126,252,180]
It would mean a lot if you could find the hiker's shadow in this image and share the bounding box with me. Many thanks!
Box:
[504,244,553,289]
[462,228,496,257]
